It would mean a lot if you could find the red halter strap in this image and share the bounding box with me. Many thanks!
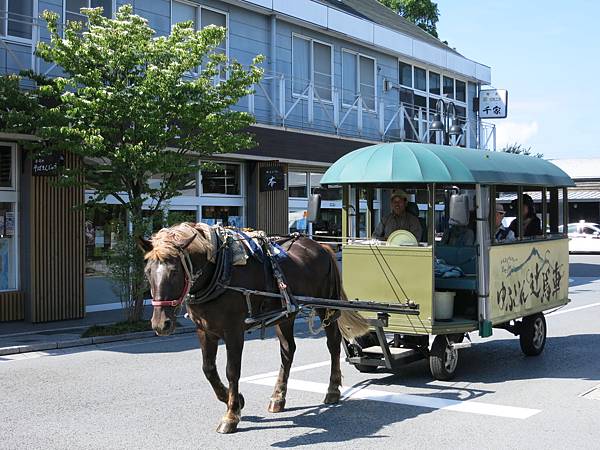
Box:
[151,248,194,308]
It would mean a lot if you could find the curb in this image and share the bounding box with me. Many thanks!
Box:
[0,325,198,357]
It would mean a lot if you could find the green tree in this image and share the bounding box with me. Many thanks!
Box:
[500,143,543,158]
[12,5,263,321]
[378,0,440,38]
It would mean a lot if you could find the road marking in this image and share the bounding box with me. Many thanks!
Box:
[240,360,336,382]
[547,302,600,317]
[244,376,541,419]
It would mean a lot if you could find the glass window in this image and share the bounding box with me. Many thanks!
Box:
[398,61,412,87]
[342,50,357,105]
[0,145,12,188]
[414,67,426,91]
[172,1,196,27]
[65,0,111,24]
[167,209,197,226]
[429,71,440,95]
[2,0,34,39]
[201,8,226,54]
[289,209,307,233]
[292,36,310,96]
[201,164,240,195]
[202,205,242,227]
[310,173,341,201]
[455,80,466,102]
[359,55,375,110]
[313,41,332,101]
[148,173,197,196]
[288,171,308,198]
[85,205,127,278]
[443,76,454,98]
[0,202,17,291]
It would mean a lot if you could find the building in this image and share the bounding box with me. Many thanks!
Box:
[0,0,492,322]
[550,159,600,223]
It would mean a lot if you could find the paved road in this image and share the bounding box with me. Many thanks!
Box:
[1,257,600,449]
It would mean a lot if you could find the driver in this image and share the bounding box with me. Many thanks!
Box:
[372,190,422,241]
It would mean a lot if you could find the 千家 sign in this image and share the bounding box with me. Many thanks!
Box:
[32,153,65,176]
[479,89,508,119]
[259,166,285,192]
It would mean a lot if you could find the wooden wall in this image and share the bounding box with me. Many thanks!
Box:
[28,152,85,322]
[0,291,24,321]
[254,161,289,236]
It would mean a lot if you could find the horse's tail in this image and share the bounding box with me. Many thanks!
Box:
[322,245,370,340]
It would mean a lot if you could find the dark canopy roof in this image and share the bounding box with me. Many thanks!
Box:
[320,143,575,187]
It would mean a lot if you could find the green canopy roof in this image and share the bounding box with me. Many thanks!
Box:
[320,143,574,187]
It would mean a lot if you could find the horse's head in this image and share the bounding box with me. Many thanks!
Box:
[140,223,213,336]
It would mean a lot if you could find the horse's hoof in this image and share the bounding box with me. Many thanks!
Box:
[268,398,286,413]
[324,392,341,404]
[216,420,239,434]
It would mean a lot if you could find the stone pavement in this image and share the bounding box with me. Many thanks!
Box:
[0,306,197,356]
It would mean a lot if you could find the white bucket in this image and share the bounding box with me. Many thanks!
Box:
[434,291,455,320]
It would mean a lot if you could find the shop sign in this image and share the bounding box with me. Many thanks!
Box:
[32,153,65,176]
[479,89,508,119]
[259,166,285,192]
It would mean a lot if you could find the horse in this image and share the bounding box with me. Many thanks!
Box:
[139,222,369,434]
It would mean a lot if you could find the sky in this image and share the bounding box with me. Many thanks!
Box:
[436,0,600,159]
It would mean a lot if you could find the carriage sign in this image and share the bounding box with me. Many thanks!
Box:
[479,89,508,119]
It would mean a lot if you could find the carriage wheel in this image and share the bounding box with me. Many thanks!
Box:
[429,335,458,381]
[519,313,547,356]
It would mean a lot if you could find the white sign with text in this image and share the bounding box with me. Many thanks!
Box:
[479,89,508,119]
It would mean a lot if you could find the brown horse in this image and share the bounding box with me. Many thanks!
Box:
[140,222,368,434]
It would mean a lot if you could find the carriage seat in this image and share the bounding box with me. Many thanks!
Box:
[435,245,477,290]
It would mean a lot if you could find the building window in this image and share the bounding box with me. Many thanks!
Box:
[443,76,454,99]
[171,1,228,80]
[292,34,332,101]
[288,171,308,198]
[342,49,376,110]
[414,67,426,92]
[65,0,113,23]
[455,80,466,102]
[0,0,34,40]
[398,61,412,87]
[0,143,17,292]
[429,71,440,95]
[201,205,242,227]
[148,172,197,197]
[201,163,240,196]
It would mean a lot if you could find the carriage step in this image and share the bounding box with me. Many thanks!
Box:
[362,346,423,363]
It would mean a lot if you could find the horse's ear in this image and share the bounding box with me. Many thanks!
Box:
[137,237,153,253]
[178,234,196,250]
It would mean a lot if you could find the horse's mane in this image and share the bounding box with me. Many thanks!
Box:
[145,222,213,262]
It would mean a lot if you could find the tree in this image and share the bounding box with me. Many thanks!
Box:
[500,143,543,159]
[24,5,263,321]
[378,0,440,38]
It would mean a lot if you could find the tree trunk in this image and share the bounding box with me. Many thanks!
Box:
[127,207,149,323]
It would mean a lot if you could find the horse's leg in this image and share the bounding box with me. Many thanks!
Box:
[323,312,343,404]
[268,318,296,413]
[196,328,228,404]
[216,328,245,434]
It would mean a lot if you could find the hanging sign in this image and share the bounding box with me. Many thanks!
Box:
[32,153,65,176]
[479,89,508,119]
[259,166,285,192]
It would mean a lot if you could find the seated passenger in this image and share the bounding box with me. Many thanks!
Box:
[509,194,542,238]
[494,203,516,242]
[440,193,475,246]
[372,189,422,241]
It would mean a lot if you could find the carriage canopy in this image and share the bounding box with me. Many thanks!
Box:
[320,143,575,187]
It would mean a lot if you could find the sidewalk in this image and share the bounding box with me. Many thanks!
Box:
[0,306,197,356]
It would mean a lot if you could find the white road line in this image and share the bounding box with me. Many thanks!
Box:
[245,377,541,420]
[240,360,335,382]
[547,302,600,317]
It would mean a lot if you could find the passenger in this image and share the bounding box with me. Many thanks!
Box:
[373,189,422,241]
[509,194,542,238]
[494,203,516,243]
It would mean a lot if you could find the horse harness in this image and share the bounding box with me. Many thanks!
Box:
[151,226,308,329]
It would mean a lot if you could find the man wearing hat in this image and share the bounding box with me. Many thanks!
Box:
[494,203,515,243]
[373,190,422,241]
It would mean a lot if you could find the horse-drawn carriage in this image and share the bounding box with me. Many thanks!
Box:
[319,142,573,380]
[143,142,573,433]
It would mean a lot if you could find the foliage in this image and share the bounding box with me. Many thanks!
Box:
[500,143,543,158]
[377,0,440,38]
[3,4,263,321]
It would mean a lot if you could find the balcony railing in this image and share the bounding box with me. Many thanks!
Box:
[0,12,496,150]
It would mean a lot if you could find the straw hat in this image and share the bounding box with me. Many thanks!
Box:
[390,189,409,201]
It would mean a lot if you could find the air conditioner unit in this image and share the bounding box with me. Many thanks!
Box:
[383,79,402,92]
